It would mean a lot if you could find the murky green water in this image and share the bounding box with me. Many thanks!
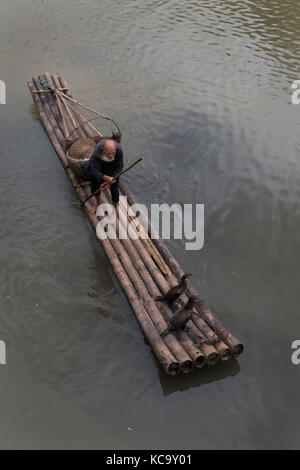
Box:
[0,0,300,449]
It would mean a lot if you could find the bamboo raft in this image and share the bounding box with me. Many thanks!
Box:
[27,73,244,375]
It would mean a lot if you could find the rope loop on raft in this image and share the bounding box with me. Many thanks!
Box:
[37,77,121,142]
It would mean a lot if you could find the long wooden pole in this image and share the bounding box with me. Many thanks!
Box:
[95,194,194,373]
[117,188,226,358]
[118,180,244,356]
[43,73,68,137]
[113,194,220,365]
[101,191,206,369]
[53,74,87,140]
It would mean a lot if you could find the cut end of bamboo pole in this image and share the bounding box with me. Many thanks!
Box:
[194,355,206,369]
[214,341,232,361]
[166,362,180,376]
[219,348,232,361]
[206,352,219,366]
[180,359,194,375]
[232,343,244,357]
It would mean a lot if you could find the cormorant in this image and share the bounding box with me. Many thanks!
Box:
[160,297,201,338]
[155,273,192,307]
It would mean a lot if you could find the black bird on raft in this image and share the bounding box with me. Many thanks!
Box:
[155,273,193,307]
[160,297,201,338]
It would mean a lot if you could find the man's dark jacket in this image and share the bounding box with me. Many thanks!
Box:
[81,140,124,184]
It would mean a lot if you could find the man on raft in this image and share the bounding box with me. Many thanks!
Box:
[81,138,124,214]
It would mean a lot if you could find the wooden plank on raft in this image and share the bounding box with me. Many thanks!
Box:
[27,73,244,375]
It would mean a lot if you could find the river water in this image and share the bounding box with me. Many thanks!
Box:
[0,0,300,450]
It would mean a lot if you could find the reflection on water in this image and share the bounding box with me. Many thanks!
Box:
[0,0,300,450]
[159,358,241,397]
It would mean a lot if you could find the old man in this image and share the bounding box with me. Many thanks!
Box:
[81,138,124,214]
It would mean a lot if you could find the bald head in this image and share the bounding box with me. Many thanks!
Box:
[103,139,117,160]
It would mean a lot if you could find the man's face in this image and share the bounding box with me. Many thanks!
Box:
[103,143,117,160]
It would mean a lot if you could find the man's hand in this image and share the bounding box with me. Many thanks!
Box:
[103,175,116,184]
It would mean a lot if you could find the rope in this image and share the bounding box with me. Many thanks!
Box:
[59,92,77,130]
[56,90,120,137]
[32,87,68,94]
[38,78,69,138]
[58,92,103,138]
[38,77,121,161]
[57,90,115,123]
[39,77,55,90]
[56,91,69,139]
[66,149,90,165]
[68,172,77,181]
[66,111,104,140]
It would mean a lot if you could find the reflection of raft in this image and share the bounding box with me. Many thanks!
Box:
[27,73,244,375]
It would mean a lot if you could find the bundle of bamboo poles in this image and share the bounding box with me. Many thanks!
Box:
[27,73,244,375]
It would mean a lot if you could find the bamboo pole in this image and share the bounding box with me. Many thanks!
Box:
[215,341,232,360]
[37,75,92,205]
[33,75,70,141]
[118,198,169,276]
[33,77,90,201]
[43,72,67,136]
[118,180,243,356]
[28,77,180,375]
[101,191,205,369]
[49,74,80,141]
[53,74,88,141]
[117,188,222,353]
[32,77,66,148]
[38,74,69,139]
[97,196,194,373]
[115,187,217,341]
[117,186,231,360]
[114,195,220,365]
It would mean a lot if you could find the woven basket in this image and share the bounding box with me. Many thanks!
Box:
[66,137,97,177]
